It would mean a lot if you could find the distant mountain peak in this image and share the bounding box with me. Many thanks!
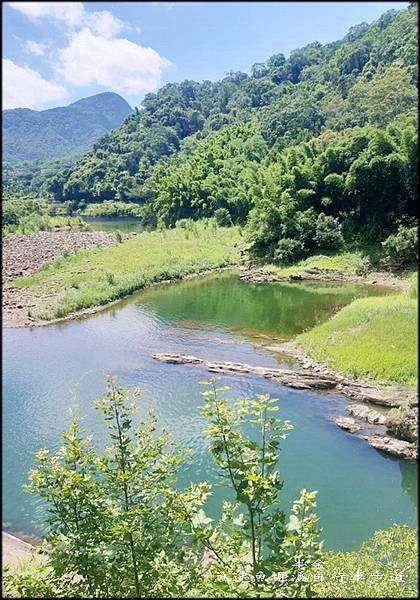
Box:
[69,92,132,109]
[3,92,133,163]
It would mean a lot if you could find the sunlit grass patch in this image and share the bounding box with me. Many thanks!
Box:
[12,223,240,320]
[297,293,418,386]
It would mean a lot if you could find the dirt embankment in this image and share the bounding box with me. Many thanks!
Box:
[2,230,136,327]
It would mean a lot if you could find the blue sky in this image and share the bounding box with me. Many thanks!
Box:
[3,1,408,110]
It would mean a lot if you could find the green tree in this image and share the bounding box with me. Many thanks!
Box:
[3,377,324,598]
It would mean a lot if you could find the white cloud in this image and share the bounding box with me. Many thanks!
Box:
[92,10,124,38]
[25,40,47,56]
[9,2,85,27]
[9,2,124,38]
[56,29,172,95]
[2,58,69,109]
[8,2,172,103]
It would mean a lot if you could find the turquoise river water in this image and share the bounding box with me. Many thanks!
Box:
[2,272,417,550]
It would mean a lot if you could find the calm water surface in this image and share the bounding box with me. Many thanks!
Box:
[82,216,144,233]
[3,273,417,550]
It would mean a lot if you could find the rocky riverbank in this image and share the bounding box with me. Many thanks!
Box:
[2,230,124,281]
[239,261,409,290]
[2,230,137,327]
[264,340,418,458]
[153,351,418,460]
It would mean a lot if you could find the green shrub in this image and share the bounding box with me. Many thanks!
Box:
[274,238,306,264]
[214,207,232,227]
[3,561,64,598]
[314,213,344,251]
[311,525,418,598]
[382,225,418,267]
[3,378,323,598]
[2,198,48,226]
[175,218,194,230]
[354,255,372,276]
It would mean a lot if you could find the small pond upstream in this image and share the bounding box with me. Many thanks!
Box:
[2,272,417,550]
[81,216,144,233]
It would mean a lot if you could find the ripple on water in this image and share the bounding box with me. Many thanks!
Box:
[3,273,417,550]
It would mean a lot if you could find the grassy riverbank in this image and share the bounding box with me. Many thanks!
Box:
[262,253,417,387]
[297,286,418,387]
[261,252,371,278]
[11,223,240,321]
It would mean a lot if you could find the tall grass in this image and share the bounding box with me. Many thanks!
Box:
[3,215,84,237]
[407,272,418,298]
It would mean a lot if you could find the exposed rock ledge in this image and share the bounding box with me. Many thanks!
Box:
[153,352,338,389]
[347,403,387,425]
[361,435,417,460]
[265,341,417,408]
[240,265,363,284]
[152,352,417,460]
[331,416,362,433]
[239,264,409,290]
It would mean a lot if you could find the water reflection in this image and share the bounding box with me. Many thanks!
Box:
[3,272,416,551]
[128,271,392,339]
[82,216,144,233]
[400,459,419,507]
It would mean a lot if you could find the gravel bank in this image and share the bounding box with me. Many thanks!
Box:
[2,230,117,282]
[2,230,136,327]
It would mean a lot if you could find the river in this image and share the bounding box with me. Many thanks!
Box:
[2,272,417,550]
[81,216,144,233]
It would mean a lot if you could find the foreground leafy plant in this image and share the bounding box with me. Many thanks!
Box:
[6,378,205,597]
[191,381,322,597]
[310,524,418,598]
[3,378,416,598]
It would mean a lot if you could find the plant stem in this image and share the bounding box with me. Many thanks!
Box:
[111,381,141,597]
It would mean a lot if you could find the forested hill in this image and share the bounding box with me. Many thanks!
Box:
[3,92,133,163]
[45,5,417,258]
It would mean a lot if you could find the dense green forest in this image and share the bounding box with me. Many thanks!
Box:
[6,6,418,261]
